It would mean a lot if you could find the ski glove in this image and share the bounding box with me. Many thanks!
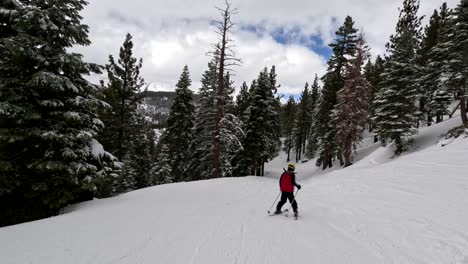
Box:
[297,185,301,190]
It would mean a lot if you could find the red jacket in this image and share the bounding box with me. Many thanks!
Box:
[280,171,297,193]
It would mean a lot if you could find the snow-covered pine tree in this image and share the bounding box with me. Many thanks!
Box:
[238,67,280,176]
[125,115,155,189]
[443,0,468,126]
[265,66,282,169]
[186,58,244,179]
[0,0,116,226]
[98,33,145,161]
[373,0,423,155]
[282,96,297,162]
[219,70,244,177]
[364,55,385,133]
[315,16,358,169]
[336,34,371,167]
[159,65,194,182]
[294,83,311,162]
[421,3,453,124]
[150,144,173,185]
[185,60,217,180]
[235,81,250,121]
[305,75,321,159]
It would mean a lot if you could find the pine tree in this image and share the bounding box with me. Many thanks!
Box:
[160,65,194,182]
[98,33,145,161]
[305,75,321,159]
[444,0,468,126]
[418,8,441,126]
[282,96,297,162]
[265,66,282,167]
[421,3,453,124]
[235,81,250,121]
[0,0,116,226]
[365,55,385,133]
[315,16,358,169]
[336,34,371,167]
[374,0,423,154]
[150,144,173,185]
[294,83,311,162]
[185,60,217,180]
[239,67,281,176]
[98,33,147,192]
[126,116,155,189]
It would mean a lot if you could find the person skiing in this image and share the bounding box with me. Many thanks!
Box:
[275,163,301,217]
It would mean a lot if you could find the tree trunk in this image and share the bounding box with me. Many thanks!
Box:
[460,96,468,127]
[343,149,352,167]
[395,134,402,154]
[302,140,306,156]
[337,149,344,167]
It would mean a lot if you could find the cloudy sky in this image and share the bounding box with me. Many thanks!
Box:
[75,0,459,98]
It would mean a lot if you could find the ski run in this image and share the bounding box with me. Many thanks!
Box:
[1,115,467,264]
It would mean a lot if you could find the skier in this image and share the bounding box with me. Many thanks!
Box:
[275,163,301,217]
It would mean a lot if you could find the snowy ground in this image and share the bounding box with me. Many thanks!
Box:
[1,117,468,264]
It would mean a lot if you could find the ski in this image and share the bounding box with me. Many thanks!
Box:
[268,209,288,216]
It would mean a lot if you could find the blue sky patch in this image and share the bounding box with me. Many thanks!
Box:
[240,23,332,59]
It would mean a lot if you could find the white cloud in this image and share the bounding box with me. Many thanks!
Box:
[75,0,459,96]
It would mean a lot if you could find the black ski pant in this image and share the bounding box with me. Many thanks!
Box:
[276,192,298,213]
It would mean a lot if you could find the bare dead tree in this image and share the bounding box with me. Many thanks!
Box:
[208,0,242,178]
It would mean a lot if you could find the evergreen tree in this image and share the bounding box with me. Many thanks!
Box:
[336,34,371,167]
[444,0,468,126]
[99,34,145,191]
[305,75,321,159]
[374,0,423,154]
[125,115,154,189]
[421,3,453,124]
[150,144,173,185]
[219,71,244,178]
[239,67,281,176]
[185,60,217,180]
[0,0,115,226]
[265,66,282,166]
[364,55,385,133]
[282,96,297,162]
[235,81,250,121]
[418,8,442,126]
[98,33,145,161]
[315,16,358,169]
[294,83,311,162]
[160,65,194,182]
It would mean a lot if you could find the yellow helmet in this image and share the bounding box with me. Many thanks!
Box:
[287,163,295,171]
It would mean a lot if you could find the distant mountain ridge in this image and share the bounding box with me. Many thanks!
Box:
[140,91,200,127]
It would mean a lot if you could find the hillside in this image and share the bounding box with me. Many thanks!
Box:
[0,118,467,264]
[140,91,200,127]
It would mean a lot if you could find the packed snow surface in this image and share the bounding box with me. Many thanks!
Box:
[1,118,468,264]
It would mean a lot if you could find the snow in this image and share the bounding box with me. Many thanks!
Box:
[1,117,468,263]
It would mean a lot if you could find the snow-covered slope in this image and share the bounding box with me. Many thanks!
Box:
[1,119,467,264]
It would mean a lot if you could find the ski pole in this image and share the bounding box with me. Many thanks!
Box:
[267,191,281,214]
[285,189,300,217]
